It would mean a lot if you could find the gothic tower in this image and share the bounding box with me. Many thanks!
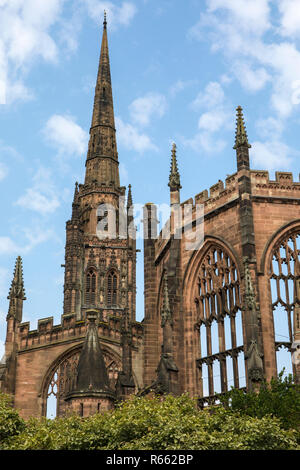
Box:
[63,15,137,325]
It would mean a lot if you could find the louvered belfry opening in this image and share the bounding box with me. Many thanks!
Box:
[107,272,117,307]
[86,269,96,305]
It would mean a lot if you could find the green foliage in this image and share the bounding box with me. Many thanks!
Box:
[0,394,25,446]
[221,371,300,432]
[0,392,298,450]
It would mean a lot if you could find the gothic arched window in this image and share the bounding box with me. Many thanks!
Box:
[44,349,121,418]
[195,246,245,403]
[269,231,300,378]
[107,272,118,307]
[86,268,96,305]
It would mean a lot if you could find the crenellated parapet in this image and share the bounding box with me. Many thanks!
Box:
[155,168,300,260]
[17,315,143,352]
[251,170,300,197]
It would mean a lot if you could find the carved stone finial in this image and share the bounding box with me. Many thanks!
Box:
[245,340,264,382]
[161,271,173,328]
[168,143,181,191]
[233,106,251,150]
[8,256,26,303]
[243,257,258,312]
[127,184,133,209]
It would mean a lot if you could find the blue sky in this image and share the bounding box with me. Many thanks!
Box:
[0,0,300,360]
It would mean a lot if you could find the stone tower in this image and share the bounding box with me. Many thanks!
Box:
[63,14,136,325]
[0,16,143,419]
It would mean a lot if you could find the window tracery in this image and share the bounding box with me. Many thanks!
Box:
[45,349,120,418]
[269,231,300,377]
[195,246,245,403]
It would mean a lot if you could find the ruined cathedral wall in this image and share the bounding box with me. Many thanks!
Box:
[250,170,300,381]
[14,341,80,419]
[14,315,143,418]
[150,173,243,394]
[250,170,300,270]
[180,173,242,281]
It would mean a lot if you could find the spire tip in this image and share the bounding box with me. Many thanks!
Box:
[168,142,181,191]
[233,105,251,150]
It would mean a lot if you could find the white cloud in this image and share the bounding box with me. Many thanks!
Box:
[185,81,233,154]
[0,0,138,105]
[198,109,229,132]
[278,0,300,38]
[251,140,294,170]
[207,0,271,36]
[116,116,158,153]
[183,131,226,154]
[0,225,57,256]
[16,189,60,215]
[192,81,225,110]
[15,167,60,215]
[256,117,284,140]
[0,0,65,104]
[82,0,137,29]
[169,79,196,97]
[0,237,20,256]
[58,8,82,55]
[233,62,270,92]
[43,114,88,157]
[190,2,300,119]
[129,92,167,127]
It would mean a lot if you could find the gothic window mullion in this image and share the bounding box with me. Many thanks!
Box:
[287,307,293,343]
[218,320,227,392]
[270,231,300,379]
[231,316,240,388]
[196,245,242,400]
[45,350,121,418]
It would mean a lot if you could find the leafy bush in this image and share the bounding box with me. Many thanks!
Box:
[0,393,298,450]
[221,371,300,432]
[0,394,25,446]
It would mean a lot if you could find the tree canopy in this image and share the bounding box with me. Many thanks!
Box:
[0,373,299,450]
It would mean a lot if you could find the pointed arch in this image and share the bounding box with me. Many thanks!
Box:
[183,236,242,311]
[261,221,300,380]
[40,343,122,418]
[182,236,245,403]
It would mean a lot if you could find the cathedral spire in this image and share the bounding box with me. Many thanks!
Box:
[65,311,115,415]
[70,312,114,395]
[7,256,26,321]
[76,312,113,393]
[85,13,120,187]
[233,106,251,171]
